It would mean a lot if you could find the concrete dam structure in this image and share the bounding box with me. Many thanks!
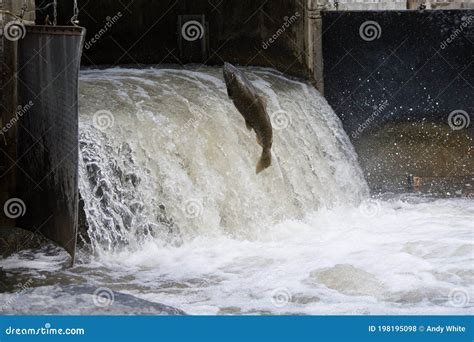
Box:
[0,0,472,316]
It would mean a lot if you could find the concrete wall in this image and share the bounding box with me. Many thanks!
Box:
[322,9,473,194]
[322,10,473,134]
[3,0,35,20]
[47,0,473,88]
[51,0,310,79]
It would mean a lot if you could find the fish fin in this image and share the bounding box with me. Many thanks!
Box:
[256,148,272,174]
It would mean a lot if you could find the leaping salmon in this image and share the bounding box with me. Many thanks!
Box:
[223,62,273,174]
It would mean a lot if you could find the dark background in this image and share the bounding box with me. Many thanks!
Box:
[323,10,473,135]
[35,1,473,135]
[35,0,309,78]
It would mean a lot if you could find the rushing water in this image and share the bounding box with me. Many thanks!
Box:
[0,66,472,315]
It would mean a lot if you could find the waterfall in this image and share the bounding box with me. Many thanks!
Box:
[2,66,470,316]
[78,66,368,254]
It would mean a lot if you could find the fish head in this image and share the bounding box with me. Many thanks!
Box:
[223,62,239,89]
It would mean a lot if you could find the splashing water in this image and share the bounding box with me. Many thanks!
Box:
[0,66,472,315]
[78,66,368,254]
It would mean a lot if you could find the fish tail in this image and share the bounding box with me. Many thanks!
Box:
[256,148,272,174]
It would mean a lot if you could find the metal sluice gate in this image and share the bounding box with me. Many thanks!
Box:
[16,25,85,263]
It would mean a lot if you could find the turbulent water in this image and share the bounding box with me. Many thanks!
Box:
[0,66,472,315]
[78,66,368,252]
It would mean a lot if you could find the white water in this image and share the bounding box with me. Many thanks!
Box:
[78,66,368,252]
[0,66,472,315]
